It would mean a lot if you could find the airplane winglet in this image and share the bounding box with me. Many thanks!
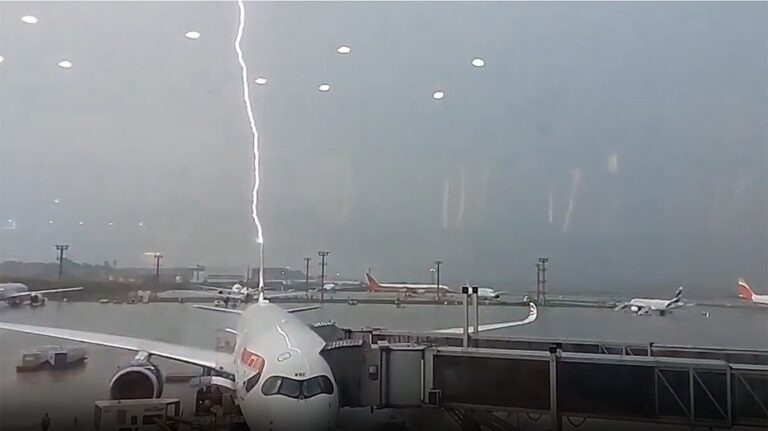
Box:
[434,302,538,334]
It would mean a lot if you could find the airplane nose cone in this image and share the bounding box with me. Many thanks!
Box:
[244,395,338,431]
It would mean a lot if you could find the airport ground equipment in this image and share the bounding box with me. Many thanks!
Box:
[93,398,181,431]
[16,345,87,372]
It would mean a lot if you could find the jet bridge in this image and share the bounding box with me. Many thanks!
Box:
[319,328,768,430]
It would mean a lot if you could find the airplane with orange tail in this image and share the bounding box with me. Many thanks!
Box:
[738,279,768,305]
[365,272,452,296]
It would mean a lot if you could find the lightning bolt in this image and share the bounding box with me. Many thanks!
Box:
[235,0,265,290]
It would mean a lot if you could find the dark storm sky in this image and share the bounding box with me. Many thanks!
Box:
[1,2,766,291]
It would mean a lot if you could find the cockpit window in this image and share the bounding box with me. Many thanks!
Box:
[260,375,281,394]
[301,376,322,398]
[244,372,261,393]
[302,375,334,398]
[260,375,334,399]
[278,377,301,398]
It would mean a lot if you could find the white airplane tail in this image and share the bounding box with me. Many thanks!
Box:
[666,286,684,307]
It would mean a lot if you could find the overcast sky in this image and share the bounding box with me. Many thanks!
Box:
[1,2,766,291]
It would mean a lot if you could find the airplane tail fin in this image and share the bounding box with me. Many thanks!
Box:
[739,279,755,301]
[666,286,684,307]
[673,285,684,300]
[365,273,382,292]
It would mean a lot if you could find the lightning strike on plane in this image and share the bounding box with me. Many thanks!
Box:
[234,0,265,289]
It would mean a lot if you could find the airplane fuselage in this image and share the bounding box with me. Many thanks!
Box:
[375,283,452,295]
[628,298,671,311]
[743,293,768,305]
[233,301,338,431]
[0,283,28,301]
[476,287,501,300]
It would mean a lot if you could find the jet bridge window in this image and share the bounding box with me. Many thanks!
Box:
[261,375,334,399]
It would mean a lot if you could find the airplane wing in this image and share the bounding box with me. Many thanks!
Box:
[264,291,306,299]
[433,303,538,334]
[191,288,247,301]
[0,322,235,374]
[4,287,84,301]
[194,305,243,314]
[195,285,234,293]
[284,305,321,313]
[194,304,320,314]
[218,293,248,301]
[194,286,303,300]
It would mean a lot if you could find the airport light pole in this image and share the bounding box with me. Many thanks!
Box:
[304,257,311,290]
[145,252,163,284]
[539,257,549,305]
[154,254,163,284]
[536,263,542,303]
[318,251,329,303]
[430,267,436,284]
[434,260,443,302]
[55,244,69,280]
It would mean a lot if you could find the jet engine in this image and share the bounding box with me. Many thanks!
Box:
[109,352,164,399]
[28,293,46,306]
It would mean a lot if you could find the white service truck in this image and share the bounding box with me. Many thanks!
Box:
[94,398,180,431]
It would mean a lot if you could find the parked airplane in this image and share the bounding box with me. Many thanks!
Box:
[614,286,685,316]
[0,283,83,307]
[738,279,768,305]
[0,292,538,430]
[195,282,301,304]
[365,273,452,296]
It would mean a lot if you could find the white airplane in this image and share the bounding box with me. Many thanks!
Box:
[0,283,83,307]
[463,285,502,300]
[196,282,301,304]
[739,279,768,305]
[365,273,452,296]
[313,281,363,292]
[312,283,339,292]
[614,286,685,316]
[0,292,538,430]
